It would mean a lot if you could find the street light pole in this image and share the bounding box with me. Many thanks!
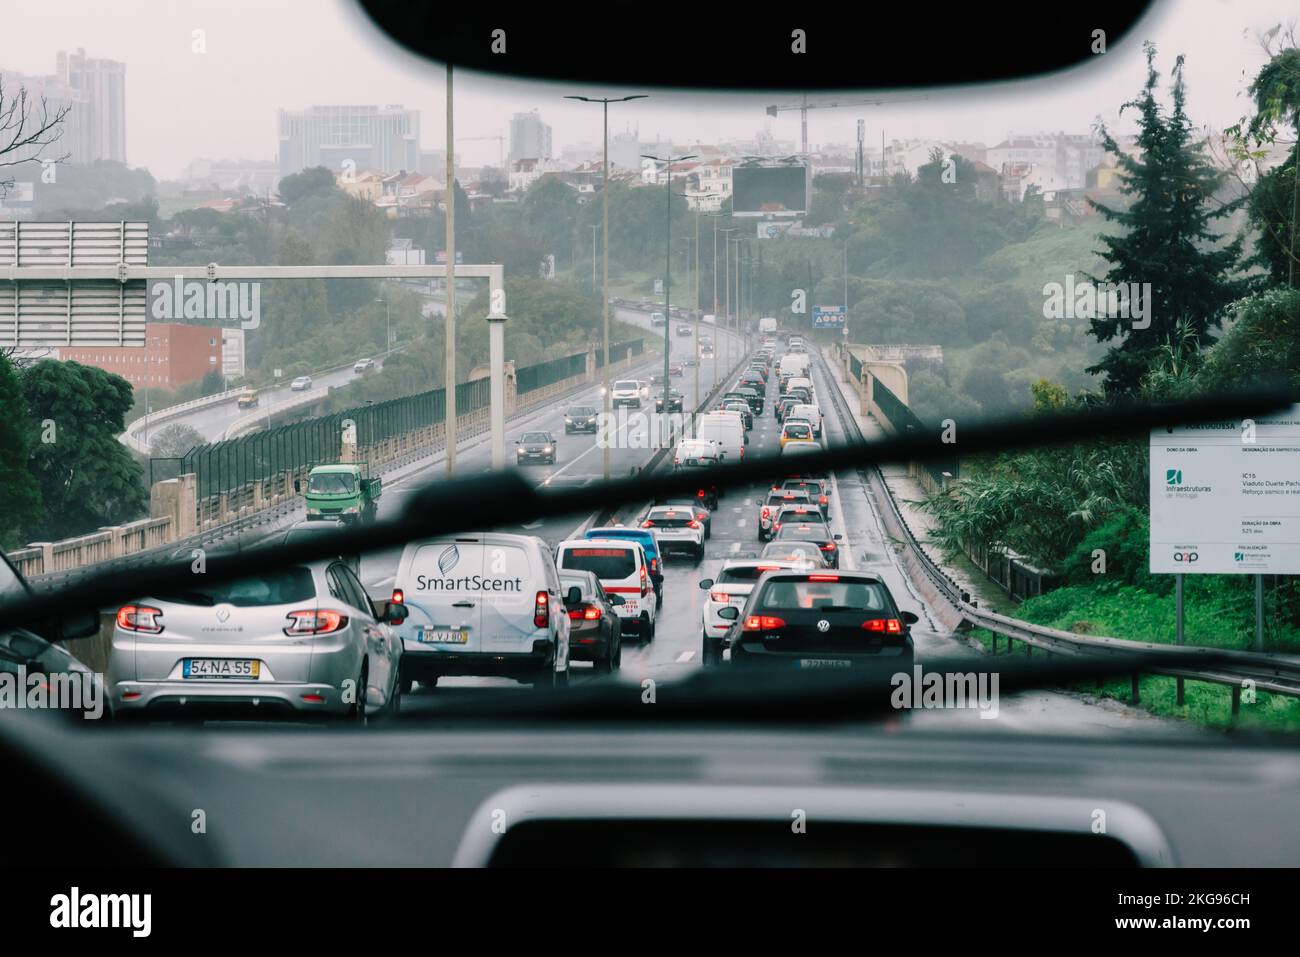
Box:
[444,63,457,476]
[566,94,647,480]
[720,227,736,328]
[643,151,697,445]
[589,224,599,291]
[375,297,391,356]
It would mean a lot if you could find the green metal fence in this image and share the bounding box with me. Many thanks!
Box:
[171,340,642,502]
[595,338,643,369]
[871,376,959,483]
[848,350,863,382]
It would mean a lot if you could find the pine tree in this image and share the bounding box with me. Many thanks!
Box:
[1087,44,1248,395]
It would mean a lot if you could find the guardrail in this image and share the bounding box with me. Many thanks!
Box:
[814,348,1300,712]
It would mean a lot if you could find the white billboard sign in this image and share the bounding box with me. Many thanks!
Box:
[1149,405,1300,574]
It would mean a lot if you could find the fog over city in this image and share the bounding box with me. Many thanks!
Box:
[0,0,1294,178]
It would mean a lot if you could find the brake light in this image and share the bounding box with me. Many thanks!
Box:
[116,604,163,634]
[743,615,786,631]
[697,489,705,499]
[392,588,404,605]
[569,605,602,621]
[820,542,837,551]
[641,520,655,528]
[710,591,730,602]
[534,590,549,628]
[640,563,648,597]
[809,574,839,582]
[761,506,770,520]
[688,520,700,529]
[820,495,828,506]
[283,609,348,636]
[649,557,658,574]
[863,618,903,634]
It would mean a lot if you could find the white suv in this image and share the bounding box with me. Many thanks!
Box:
[611,379,642,408]
[641,505,705,562]
[696,560,805,665]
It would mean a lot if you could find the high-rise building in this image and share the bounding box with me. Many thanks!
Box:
[0,48,126,164]
[277,105,420,181]
[509,111,552,165]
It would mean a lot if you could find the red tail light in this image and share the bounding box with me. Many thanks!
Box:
[761,506,770,520]
[820,542,837,551]
[568,605,602,621]
[284,609,348,636]
[696,489,705,498]
[809,574,839,582]
[687,520,700,528]
[534,590,549,628]
[862,618,903,634]
[392,588,404,604]
[710,590,730,602]
[116,604,163,634]
[640,563,648,597]
[743,615,786,631]
[820,495,828,506]
[641,520,655,528]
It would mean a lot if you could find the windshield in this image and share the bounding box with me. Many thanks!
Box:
[308,473,356,494]
[9,0,1300,882]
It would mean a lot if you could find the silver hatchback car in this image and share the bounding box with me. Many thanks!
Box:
[108,560,404,721]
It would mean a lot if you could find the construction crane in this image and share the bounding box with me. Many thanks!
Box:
[764,94,928,156]
[459,134,506,169]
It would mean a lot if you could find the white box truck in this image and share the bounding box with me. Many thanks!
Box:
[759,316,778,335]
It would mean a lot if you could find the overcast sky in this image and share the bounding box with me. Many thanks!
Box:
[1,0,1295,179]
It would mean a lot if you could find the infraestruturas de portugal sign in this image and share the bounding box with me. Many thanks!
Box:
[1149,405,1300,574]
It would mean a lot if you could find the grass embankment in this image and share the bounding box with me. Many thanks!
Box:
[969,581,1300,731]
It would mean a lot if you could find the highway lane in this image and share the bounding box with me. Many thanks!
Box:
[133,361,376,445]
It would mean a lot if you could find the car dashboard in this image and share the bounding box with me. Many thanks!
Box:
[4,711,1298,868]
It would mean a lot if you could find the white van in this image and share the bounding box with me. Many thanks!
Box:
[611,379,642,408]
[785,376,815,401]
[702,314,717,325]
[789,402,823,437]
[695,411,747,462]
[393,533,570,688]
[778,354,810,379]
[556,538,658,640]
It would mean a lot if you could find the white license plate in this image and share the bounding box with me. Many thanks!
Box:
[799,658,851,669]
[183,658,260,679]
[419,628,468,644]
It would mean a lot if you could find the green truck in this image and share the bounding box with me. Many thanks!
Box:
[298,463,382,523]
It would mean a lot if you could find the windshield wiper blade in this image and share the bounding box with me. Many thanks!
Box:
[0,387,1290,636]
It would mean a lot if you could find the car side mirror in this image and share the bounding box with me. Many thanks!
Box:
[293,479,301,493]
[717,606,739,620]
[565,586,582,606]
[698,578,714,589]
[901,610,920,625]
[833,533,843,540]
[382,602,408,624]
[609,594,625,605]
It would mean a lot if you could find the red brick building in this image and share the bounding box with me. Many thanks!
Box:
[57,322,223,389]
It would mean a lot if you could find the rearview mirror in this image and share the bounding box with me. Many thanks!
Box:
[717,606,739,621]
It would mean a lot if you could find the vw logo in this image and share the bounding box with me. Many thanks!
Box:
[816,619,830,632]
[215,605,231,623]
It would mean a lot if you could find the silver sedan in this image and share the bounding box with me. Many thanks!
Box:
[107,560,404,721]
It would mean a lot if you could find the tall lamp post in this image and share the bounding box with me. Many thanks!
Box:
[719,226,737,328]
[375,296,391,356]
[679,194,719,421]
[565,94,647,480]
[643,152,697,443]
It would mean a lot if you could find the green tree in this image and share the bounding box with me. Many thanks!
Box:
[22,361,146,540]
[1242,40,1300,286]
[0,354,43,548]
[277,166,337,205]
[1086,44,1248,394]
[149,422,205,459]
